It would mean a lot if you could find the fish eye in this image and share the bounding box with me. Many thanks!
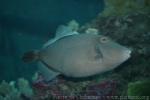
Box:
[100,36,109,43]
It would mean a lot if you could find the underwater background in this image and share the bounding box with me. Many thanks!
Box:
[0,0,150,99]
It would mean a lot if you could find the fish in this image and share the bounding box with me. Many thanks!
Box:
[22,25,131,81]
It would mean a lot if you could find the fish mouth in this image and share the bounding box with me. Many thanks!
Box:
[123,49,132,59]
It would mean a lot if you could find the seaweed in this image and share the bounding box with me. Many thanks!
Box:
[128,80,150,96]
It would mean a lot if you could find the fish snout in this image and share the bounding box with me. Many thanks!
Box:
[123,49,132,59]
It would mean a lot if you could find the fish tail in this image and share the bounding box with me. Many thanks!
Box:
[22,50,39,63]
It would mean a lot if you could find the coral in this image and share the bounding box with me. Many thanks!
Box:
[0,78,33,100]
[67,20,79,31]
[18,78,33,97]
[0,81,21,100]
[127,80,150,96]
[1,1,150,98]
[31,73,119,99]
[32,75,91,99]
[0,81,12,96]
[82,80,117,96]
[101,0,150,16]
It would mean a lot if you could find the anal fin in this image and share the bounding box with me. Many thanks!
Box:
[38,62,60,81]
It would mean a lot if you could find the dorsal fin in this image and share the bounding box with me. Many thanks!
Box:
[43,25,79,48]
[43,38,57,48]
[55,25,79,39]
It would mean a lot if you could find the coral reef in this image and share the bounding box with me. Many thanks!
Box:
[1,1,150,99]
[0,81,21,100]
[1,13,149,100]
[0,78,33,100]
[101,0,150,16]
[128,80,150,96]
[32,75,118,99]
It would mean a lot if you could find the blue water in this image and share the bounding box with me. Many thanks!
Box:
[0,0,104,81]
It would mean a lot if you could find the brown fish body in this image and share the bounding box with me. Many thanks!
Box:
[23,25,131,80]
[38,33,130,77]
[39,34,101,77]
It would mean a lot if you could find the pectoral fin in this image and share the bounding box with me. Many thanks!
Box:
[94,45,103,61]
